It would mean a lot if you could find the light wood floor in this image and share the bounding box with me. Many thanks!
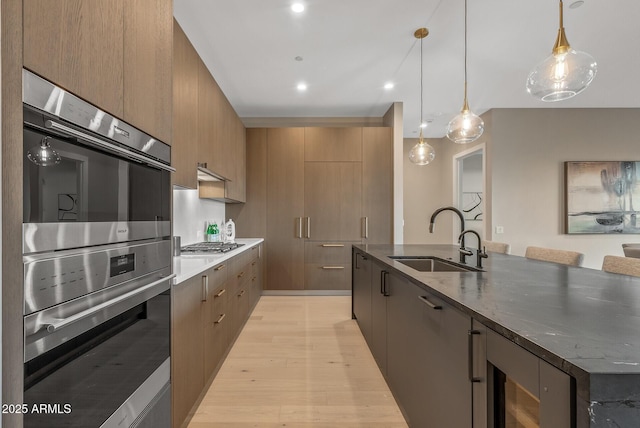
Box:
[188,296,408,427]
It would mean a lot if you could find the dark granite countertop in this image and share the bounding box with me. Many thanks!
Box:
[354,244,640,409]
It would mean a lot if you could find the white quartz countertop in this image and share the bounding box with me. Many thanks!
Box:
[172,238,264,284]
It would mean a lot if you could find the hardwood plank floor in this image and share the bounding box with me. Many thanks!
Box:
[188,296,408,427]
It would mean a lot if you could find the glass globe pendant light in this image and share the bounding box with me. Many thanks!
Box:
[446,0,484,144]
[27,136,61,166]
[409,27,435,166]
[526,0,597,102]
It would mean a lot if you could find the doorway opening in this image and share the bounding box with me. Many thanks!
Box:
[453,145,486,240]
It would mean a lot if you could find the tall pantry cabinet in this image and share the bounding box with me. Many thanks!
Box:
[237,126,392,291]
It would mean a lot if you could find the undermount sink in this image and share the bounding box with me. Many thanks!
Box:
[389,256,482,272]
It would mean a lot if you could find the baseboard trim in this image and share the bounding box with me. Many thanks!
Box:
[261,290,352,296]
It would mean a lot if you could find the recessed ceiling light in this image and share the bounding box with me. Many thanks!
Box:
[297,83,307,91]
[384,82,394,90]
[291,3,304,13]
[569,0,584,9]
[420,122,428,128]
[295,56,304,62]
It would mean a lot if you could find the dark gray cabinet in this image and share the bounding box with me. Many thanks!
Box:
[370,260,389,375]
[352,249,372,343]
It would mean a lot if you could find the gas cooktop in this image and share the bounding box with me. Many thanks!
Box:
[180,242,244,254]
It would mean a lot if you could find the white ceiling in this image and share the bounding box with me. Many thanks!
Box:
[174,0,640,138]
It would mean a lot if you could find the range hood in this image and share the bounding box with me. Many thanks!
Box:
[197,166,241,203]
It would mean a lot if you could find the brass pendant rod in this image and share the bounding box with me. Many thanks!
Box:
[553,0,571,54]
[461,0,469,112]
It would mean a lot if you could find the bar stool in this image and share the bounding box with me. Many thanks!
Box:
[524,246,584,267]
[602,255,640,277]
[483,240,510,254]
[622,244,640,259]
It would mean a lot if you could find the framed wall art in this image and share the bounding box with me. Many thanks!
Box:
[565,161,640,234]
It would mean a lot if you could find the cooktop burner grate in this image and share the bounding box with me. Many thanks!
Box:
[180,242,244,254]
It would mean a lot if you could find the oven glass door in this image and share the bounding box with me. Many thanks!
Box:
[23,127,170,224]
[23,288,170,428]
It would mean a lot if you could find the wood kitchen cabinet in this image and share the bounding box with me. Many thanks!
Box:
[266,128,305,290]
[23,0,125,118]
[304,162,362,242]
[225,115,247,202]
[123,0,173,144]
[173,244,263,428]
[172,20,200,188]
[362,127,393,244]
[304,127,362,161]
[24,0,173,143]
[171,273,205,428]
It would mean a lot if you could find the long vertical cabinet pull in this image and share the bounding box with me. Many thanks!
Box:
[305,217,311,239]
[202,275,209,302]
[468,329,482,383]
[296,217,303,238]
[355,253,360,270]
[380,270,389,296]
[360,217,370,239]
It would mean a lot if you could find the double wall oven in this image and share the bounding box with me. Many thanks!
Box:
[22,70,174,428]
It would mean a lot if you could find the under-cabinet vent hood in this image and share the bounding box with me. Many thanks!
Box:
[197,166,229,182]
[197,166,241,203]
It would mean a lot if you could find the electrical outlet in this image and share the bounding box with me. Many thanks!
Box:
[495,226,504,234]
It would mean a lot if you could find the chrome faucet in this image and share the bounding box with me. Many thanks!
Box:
[429,206,466,263]
[457,229,488,269]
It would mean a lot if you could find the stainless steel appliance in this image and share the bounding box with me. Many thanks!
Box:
[22,70,174,428]
[180,241,244,254]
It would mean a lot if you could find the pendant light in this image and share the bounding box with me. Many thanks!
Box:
[409,27,436,166]
[446,0,484,144]
[526,0,597,102]
[27,136,61,167]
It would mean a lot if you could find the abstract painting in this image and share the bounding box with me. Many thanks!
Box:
[565,161,640,234]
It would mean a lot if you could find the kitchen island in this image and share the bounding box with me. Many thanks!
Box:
[353,244,640,428]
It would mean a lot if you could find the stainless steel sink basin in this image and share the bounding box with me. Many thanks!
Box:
[388,256,482,272]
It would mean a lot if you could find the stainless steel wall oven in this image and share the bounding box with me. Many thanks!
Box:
[22,70,174,428]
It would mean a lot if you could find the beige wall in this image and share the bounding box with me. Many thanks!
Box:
[403,111,491,245]
[491,108,640,269]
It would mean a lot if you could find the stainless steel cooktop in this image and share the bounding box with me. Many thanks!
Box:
[180,242,244,254]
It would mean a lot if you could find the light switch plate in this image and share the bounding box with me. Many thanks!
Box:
[495,226,504,234]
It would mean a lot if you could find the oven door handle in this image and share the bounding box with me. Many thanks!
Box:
[40,274,175,334]
[45,120,176,173]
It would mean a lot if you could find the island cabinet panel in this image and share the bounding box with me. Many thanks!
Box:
[123,0,173,144]
[172,273,205,428]
[386,273,473,427]
[23,0,125,118]
[352,249,372,344]
[172,20,200,188]
[370,260,389,375]
[266,128,305,290]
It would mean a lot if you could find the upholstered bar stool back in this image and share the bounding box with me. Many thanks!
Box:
[524,246,584,267]
[602,255,640,277]
[483,240,510,254]
[622,244,640,259]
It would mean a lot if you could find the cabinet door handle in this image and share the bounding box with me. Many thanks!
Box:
[468,329,482,383]
[202,275,209,302]
[322,244,344,247]
[306,217,311,239]
[296,217,302,238]
[214,264,226,271]
[381,271,390,296]
[215,288,226,298]
[214,313,226,324]
[362,217,369,239]
[237,271,244,279]
[355,253,360,269]
[238,290,245,297]
[252,261,257,266]
[418,295,442,310]
[322,266,344,270]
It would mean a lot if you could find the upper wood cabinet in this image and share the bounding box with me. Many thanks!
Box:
[172,20,199,188]
[225,114,247,202]
[304,127,363,162]
[362,127,393,244]
[23,0,173,144]
[123,0,173,144]
[24,0,125,118]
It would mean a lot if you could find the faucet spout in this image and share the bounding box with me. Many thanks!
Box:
[457,229,488,269]
[429,206,466,262]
